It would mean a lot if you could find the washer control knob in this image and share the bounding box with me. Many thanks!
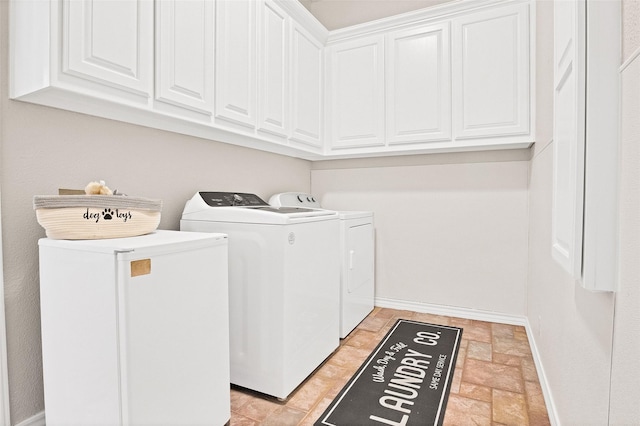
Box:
[311,197,316,202]
[297,195,304,203]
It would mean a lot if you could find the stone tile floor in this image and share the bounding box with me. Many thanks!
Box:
[230,307,551,425]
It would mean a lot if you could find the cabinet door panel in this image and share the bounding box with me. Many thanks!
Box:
[258,0,288,138]
[452,3,529,139]
[551,0,585,277]
[64,0,152,96]
[386,23,451,144]
[156,0,214,114]
[215,0,256,128]
[328,36,385,149]
[290,24,323,148]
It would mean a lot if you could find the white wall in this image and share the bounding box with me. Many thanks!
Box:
[311,150,530,316]
[0,2,311,422]
[528,143,615,425]
[307,0,530,317]
[609,1,640,421]
[524,1,638,424]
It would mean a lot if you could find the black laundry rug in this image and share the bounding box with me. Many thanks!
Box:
[315,319,463,426]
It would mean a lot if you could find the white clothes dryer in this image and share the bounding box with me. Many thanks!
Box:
[269,192,374,338]
[180,192,340,400]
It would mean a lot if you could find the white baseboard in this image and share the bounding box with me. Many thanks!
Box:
[374,297,560,426]
[375,297,528,326]
[522,322,561,426]
[15,411,45,426]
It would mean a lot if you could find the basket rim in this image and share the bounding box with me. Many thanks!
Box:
[33,195,162,211]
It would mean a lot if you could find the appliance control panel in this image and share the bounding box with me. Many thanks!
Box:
[199,192,268,207]
[269,192,321,208]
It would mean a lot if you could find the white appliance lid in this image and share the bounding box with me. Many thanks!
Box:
[38,230,227,254]
[269,192,373,220]
[181,192,338,224]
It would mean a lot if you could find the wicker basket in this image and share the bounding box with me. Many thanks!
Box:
[34,195,162,240]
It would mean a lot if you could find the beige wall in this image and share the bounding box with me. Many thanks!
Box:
[0,2,311,422]
[609,1,640,421]
[311,151,530,316]
[527,143,615,424]
[308,0,530,315]
[525,1,640,423]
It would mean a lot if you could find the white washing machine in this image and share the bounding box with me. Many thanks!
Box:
[181,192,340,400]
[269,192,374,338]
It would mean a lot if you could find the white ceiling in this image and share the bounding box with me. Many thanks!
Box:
[298,0,457,30]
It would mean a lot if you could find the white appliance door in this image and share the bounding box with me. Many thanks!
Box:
[343,222,375,337]
[116,241,229,425]
[39,245,122,426]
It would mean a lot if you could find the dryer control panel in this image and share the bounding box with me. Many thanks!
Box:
[269,192,321,208]
[199,192,268,207]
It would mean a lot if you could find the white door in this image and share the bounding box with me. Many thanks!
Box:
[327,35,385,150]
[63,0,153,97]
[452,2,530,140]
[118,243,229,425]
[257,0,289,138]
[386,23,451,145]
[156,0,215,115]
[215,0,257,128]
[290,22,323,149]
[551,0,586,278]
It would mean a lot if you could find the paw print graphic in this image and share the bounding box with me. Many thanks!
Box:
[102,208,114,220]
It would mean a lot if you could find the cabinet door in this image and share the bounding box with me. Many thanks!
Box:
[215,0,256,128]
[327,36,385,149]
[63,0,153,98]
[386,23,451,145]
[118,244,229,424]
[156,0,214,115]
[551,0,585,278]
[452,2,530,139]
[258,0,289,138]
[290,23,323,149]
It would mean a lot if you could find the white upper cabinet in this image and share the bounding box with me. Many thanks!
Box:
[326,35,385,149]
[215,0,257,128]
[289,22,324,149]
[11,0,153,106]
[156,0,215,117]
[10,0,534,160]
[324,0,533,157]
[63,0,153,98]
[257,0,289,139]
[452,2,530,140]
[385,23,451,145]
